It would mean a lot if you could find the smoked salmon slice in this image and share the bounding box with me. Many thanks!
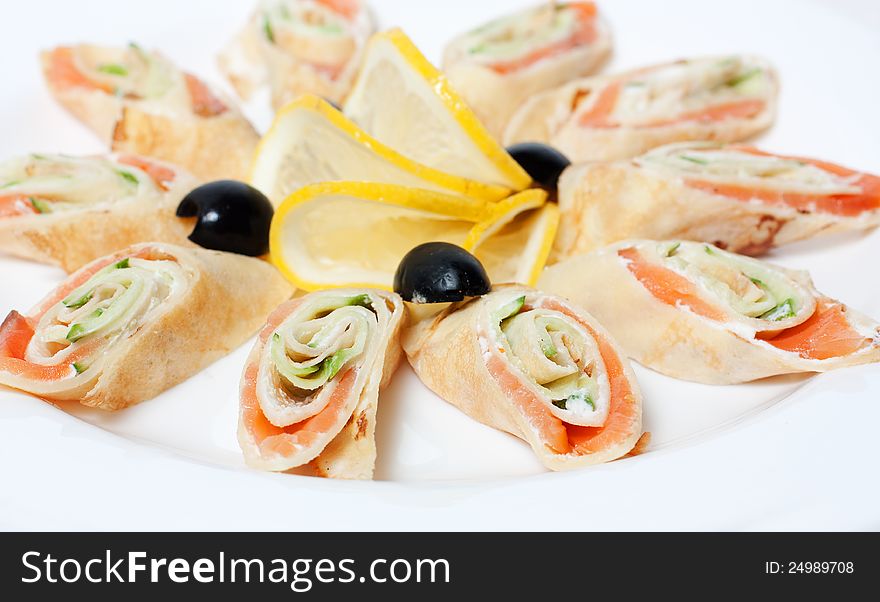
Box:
[487,3,598,75]
[505,55,777,162]
[402,287,644,470]
[183,73,228,117]
[618,247,727,321]
[0,153,200,271]
[443,1,610,138]
[539,240,880,384]
[0,195,39,218]
[0,243,292,409]
[237,289,405,478]
[683,146,880,217]
[765,298,872,360]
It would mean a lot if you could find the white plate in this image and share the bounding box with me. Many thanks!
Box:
[1,0,879,530]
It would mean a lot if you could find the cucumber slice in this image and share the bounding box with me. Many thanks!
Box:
[540,338,557,358]
[270,305,371,390]
[116,170,139,186]
[61,258,131,307]
[760,298,796,321]
[565,390,596,412]
[97,64,129,76]
[30,197,52,214]
[263,14,275,43]
[63,292,92,310]
[270,333,320,377]
[64,274,145,342]
[727,68,761,88]
[495,295,526,322]
[67,308,104,342]
[552,392,595,412]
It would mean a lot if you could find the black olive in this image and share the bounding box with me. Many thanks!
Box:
[176,180,274,256]
[506,142,572,195]
[393,242,491,303]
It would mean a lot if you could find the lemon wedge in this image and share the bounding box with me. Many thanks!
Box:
[250,94,511,205]
[466,190,559,286]
[271,181,496,291]
[343,28,532,192]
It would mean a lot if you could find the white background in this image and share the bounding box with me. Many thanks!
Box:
[1,0,879,530]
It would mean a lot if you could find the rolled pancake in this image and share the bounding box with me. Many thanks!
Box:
[41,44,259,181]
[238,289,405,479]
[553,142,880,258]
[504,55,777,162]
[0,243,293,409]
[443,1,611,139]
[403,286,643,470]
[0,153,199,272]
[218,0,375,109]
[539,240,880,383]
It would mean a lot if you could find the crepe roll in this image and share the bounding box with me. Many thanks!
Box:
[41,43,259,180]
[443,1,611,138]
[554,142,880,258]
[505,55,777,162]
[219,0,375,109]
[239,289,405,479]
[539,240,880,384]
[403,286,643,470]
[0,243,292,410]
[0,153,199,272]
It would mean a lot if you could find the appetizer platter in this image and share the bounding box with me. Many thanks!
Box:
[1,0,879,530]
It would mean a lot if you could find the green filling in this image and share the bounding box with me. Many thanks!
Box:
[727,68,761,88]
[63,291,92,310]
[344,293,372,308]
[271,334,319,376]
[679,155,708,165]
[271,334,362,384]
[496,296,526,322]
[666,242,681,257]
[540,339,557,358]
[1,180,21,189]
[116,170,139,186]
[30,198,51,214]
[553,391,596,412]
[270,295,373,389]
[67,308,104,342]
[760,298,796,321]
[321,349,353,382]
[263,14,275,43]
[97,63,129,76]
[61,257,131,310]
[72,362,87,374]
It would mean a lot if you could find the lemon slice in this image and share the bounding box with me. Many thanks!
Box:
[466,190,559,286]
[271,181,493,291]
[250,95,511,205]
[343,28,532,192]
